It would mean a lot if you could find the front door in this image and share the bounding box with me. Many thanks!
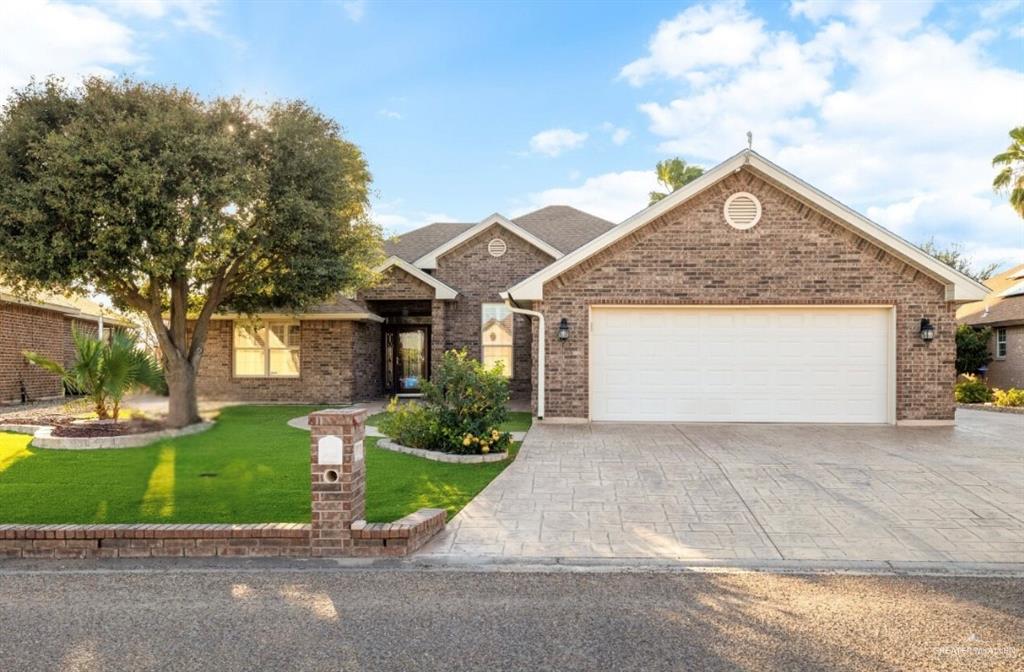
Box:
[384,326,430,394]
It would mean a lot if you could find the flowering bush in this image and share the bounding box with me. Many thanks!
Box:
[378,349,513,455]
[991,388,1024,407]
[954,375,991,404]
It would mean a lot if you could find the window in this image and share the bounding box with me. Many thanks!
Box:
[233,321,300,377]
[481,303,513,377]
[996,328,1007,359]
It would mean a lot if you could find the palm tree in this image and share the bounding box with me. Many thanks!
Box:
[993,126,1024,217]
[649,157,705,205]
[24,328,165,420]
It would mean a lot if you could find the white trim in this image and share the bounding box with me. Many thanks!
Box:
[506,149,989,303]
[0,291,133,327]
[587,304,896,425]
[212,312,384,323]
[415,213,563,269]
[995,327,1007,359]
[375,256,458,300]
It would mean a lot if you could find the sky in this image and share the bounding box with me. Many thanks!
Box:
[1,0,1022,271]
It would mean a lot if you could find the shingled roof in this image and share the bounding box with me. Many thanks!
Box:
[383,206,614,263]
[957,264,1024,326]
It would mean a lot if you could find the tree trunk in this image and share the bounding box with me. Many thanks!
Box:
[165,358,200,428]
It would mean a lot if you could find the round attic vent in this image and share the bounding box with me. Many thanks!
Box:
[724,192,762,230]
[488,238,508,257]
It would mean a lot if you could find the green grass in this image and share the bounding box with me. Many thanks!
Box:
[0,405,519,525]
[366,409,533,433]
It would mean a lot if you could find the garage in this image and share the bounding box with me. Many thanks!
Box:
[589,306,893,424]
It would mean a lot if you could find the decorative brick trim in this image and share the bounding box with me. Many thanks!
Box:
[351,509,447,557]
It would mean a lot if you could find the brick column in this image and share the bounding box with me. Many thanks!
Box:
[308,408,367,557]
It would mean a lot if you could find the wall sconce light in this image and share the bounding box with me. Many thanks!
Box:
[557,318,570,341]
[919,318,936,342]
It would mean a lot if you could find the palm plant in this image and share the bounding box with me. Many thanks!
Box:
[24,328,165,420]
[649,157,705,205]
[993,126,1024,217]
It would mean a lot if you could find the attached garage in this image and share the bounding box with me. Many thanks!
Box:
[589,306,893,423]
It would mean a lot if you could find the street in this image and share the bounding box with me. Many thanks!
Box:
[0,564,1021,671]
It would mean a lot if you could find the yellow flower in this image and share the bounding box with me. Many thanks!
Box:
[481,445,490,454]
[463,436,472,446]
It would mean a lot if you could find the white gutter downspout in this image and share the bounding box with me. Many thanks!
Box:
[97,313,104,341]
[502,293,544,420]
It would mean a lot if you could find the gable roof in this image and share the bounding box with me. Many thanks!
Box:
[374,256,458,299]
[512,206,616,254]
[414,213,564,269]
[382,206,614,266]
[957,264,1024,326]
[504,149,991,303]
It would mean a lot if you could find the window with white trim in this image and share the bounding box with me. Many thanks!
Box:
[481,303,513,377]
[233,321,301,377]
[996,328,1007,359]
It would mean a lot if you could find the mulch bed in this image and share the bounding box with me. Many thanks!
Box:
[2,416,168,437]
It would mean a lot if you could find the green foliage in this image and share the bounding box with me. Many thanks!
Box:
[993,126,1024,218]
[649,157,704,205]
[955,375,992,404]
[0,77,381,426]
[991,388,1024,407]
[955,324,993,375]
[919,238,998,282]
[379,350,514,455]
[23,328,165,420]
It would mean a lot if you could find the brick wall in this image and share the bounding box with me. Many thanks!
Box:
[359,267,436,301]
[537,167,957,421]
[0,302,65,404]
[193,318,381,403]
[984,325,1024,389]
[432,224,554,398]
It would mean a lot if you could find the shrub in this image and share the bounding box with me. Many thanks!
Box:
[956,324,993,375]
[954,374,992,403]
[378,349,513,455]
[992,388,1024,407]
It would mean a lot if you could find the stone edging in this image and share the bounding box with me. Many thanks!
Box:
[957,403,1024,415]
[0,421,215,450]
[351,508,447,556]
[377,438,510,463]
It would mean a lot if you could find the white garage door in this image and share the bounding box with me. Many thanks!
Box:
[590,306,891,423]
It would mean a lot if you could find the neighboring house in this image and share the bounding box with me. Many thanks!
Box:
[0,288,133,404]
[956,264,1024,388]
[192,149,988,425]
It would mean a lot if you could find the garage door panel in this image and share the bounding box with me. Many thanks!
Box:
[591,307,890,423]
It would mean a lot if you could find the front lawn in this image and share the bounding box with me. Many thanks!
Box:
[0,405,519,525]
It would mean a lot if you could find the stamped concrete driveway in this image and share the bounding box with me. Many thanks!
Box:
[421,409,1024,564]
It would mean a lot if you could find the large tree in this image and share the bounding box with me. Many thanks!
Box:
[648,157,704,205]
[0,78,381,427]
[993,126,1024,217]
[918,238,998,282]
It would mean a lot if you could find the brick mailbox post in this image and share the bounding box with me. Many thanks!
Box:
[307,408,446,557]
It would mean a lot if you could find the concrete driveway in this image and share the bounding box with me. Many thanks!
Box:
[421,409,1024,565]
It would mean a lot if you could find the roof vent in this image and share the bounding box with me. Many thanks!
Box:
[488,238,508,257]
[724,192,762,230]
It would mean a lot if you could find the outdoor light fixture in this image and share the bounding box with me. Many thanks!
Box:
[557,318,570,341]
[919,318,936,342]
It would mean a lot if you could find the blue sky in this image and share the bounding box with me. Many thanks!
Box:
[1,0,1022,269]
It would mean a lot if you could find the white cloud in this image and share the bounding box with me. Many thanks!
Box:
[100,0,223,35]
[516,170,660,222]
[621,0,1024,269]
[341,0,366,22]
[0,1,140,99]
[378,108,402,119]
[620,1,768,86]
[373,201,455,236]
[528,128,588,157]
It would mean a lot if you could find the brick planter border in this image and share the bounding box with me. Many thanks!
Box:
[0,421,214,450]
[378,438,510,463]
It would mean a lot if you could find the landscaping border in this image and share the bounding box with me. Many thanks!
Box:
[957,403,1024,415]
[377,438,510,463]
[0,421,214,450]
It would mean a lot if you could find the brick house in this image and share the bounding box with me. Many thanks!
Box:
[193,149,988,425]
[0,289,133,404]
[956,264,1024,388]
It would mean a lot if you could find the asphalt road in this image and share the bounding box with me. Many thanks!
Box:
[0,565,1021,671]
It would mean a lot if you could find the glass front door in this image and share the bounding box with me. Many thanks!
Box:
[384,326,429,393]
